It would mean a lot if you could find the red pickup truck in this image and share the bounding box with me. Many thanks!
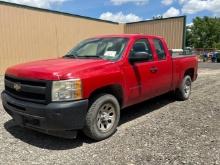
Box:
[1,34,198,140]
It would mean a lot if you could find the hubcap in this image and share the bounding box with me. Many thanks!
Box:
[96,103,116,132]
[184,79,191,97]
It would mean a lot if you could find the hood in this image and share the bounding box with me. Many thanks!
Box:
[6,58,113,80]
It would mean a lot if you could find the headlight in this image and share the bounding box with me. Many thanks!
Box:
[52,79,82,101]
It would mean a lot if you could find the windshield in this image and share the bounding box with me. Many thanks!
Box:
[64,37,128,60]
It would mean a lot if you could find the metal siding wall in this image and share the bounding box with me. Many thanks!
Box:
[0,4,123,74]
[0,3,184,75]
[124,17,184,49]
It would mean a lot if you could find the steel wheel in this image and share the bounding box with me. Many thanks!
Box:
[83,94,120,141]
[96,103,116,132]
[184,78,191,97]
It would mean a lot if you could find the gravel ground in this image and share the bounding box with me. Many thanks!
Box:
[0,63,219,165]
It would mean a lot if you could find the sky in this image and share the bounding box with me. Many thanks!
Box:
[2,0,220,24]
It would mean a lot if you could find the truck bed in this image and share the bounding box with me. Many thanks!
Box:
[172,54,196,58]
[172,54,198,90]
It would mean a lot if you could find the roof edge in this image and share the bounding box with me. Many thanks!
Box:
[0,1,186,26]
[126,16,186,24]
[0,1,119,25]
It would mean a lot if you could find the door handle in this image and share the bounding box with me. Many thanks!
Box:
[150,67,158,73]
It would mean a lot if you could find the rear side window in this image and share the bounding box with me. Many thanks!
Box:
[153,39,166,60]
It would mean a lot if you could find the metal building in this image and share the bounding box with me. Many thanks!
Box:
[0,1,186,74]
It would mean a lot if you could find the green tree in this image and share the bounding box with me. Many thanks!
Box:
[186,26,193,47]
[214,42,220,50]
[186,16,220,49]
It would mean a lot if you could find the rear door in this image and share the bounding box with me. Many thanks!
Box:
[149,37,172,95]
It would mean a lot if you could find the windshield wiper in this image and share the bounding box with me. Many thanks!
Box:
[77,55,102,58]
[64,54,77,58]
[64,54,103,59]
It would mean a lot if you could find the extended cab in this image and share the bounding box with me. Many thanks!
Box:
[1,34,198,140]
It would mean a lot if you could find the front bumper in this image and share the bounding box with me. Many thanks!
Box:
[1,91,88,138]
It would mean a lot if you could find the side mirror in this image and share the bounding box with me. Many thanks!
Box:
[129,52,151,63]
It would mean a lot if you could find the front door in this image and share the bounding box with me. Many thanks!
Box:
[124,38,160,105]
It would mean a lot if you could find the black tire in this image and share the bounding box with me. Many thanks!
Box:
[175,75,192,101]
[83,94,120,141]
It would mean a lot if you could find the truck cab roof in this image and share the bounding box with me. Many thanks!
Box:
[95,34,163,39]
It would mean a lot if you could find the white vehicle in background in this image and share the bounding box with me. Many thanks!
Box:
[170,48,193,56]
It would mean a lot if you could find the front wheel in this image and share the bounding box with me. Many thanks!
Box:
[175,75,192,101]
[83,94,120,141]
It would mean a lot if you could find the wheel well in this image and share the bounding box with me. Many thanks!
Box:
[184,68,194,80]
[89,85,123,107]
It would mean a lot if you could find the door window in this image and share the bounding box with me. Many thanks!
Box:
[153,39,166,60]
[130,39,153,61]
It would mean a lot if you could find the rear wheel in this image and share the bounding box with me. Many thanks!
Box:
[175,75,192,101]
[83,94,120,141]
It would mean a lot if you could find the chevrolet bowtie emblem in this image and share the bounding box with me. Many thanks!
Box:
[14,83,21,91]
